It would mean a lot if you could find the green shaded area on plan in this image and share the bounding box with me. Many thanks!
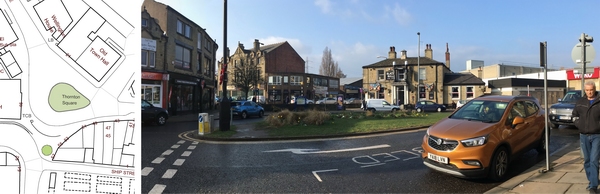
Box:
[48,83,90,112]
[42,145,52,156]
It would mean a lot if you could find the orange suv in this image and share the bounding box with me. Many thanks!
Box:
[422,95,547,180]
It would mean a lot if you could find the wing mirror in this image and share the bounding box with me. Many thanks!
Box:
[512,116,524,128]
[557,99,562,102]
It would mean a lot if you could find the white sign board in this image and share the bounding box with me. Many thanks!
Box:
[314,86,328,95]
[572,42,596,66]
[142,38,157,51]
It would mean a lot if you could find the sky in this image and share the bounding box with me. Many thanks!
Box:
[142,0,600,78]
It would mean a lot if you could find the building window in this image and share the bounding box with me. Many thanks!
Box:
[175,45,191,69]
[307,77,310,83]
[142,84,162,108]
[396,69,405,80]
[257,58,260,64]
[378,69,384,80]
[141,50,155,68]
[177,20,183,34]
[329,80,338,88]
[197,33,202,49]
[378,90,385,99]
[466,86,474,99]
[185,25,191,38]
[269,76,281,85]
[419,67,426,80]
[204,57,211,76]
[429,91,434,100]
[283,76,288,85]
[451,86,460,99]
[419,86,426,99]
[142,19,147,27]
[290,76,303,85]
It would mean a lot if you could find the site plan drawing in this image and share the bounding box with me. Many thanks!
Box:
[0,0,139,193]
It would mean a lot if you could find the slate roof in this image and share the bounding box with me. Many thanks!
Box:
[362,57,443,68]
[242,42,287,53]
[444,73,485,85]
[340,77,362,85]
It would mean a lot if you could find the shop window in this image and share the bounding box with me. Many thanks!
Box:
[378,70,384,80]
[269,76,281,85]
[378,90,385,99]
[283,76,288,85]
[419,86,426,99]
[142,85,162,107]
[419,67,426,80]
[307,77,310,83]
[175,45,191,69]
[451,86,460,99]
[429,91,434,100]
[466,86,474,99]
[290,76,303,85]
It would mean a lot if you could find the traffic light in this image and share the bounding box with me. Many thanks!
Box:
[580,34,594,43]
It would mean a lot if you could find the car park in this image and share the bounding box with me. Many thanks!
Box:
[230,101,265,119]
[416,101,446,112]
[549,90,581,128]
[365,99,400,112]
[422,95,546,180]
[141,99,168,125]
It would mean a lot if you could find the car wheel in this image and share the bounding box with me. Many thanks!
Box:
[156,113,167,126]
[416,108,422,113]
[490,147,509,181]
[392,108,398,113]
[241,111,247,119]
[437,107,442,112]
[258,110,264,118]
[368,108,375,112]
[536,130,550,154]
[550,123,559,129]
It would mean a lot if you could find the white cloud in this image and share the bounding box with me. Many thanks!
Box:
[385,3,412,26]
[315,0,332,14]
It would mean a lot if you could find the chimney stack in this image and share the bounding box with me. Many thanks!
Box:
[445,43,450,69]
[253,39,260,52]
[400,49,407,59]
[425,44,433,59]
[478,66,483,78]
[388,46,397,59]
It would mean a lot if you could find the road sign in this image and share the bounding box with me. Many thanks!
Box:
[572,42,596,66]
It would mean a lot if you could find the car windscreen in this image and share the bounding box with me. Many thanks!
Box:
[562,92,581,102]
[449,100,508,123]
[230,102,241,107]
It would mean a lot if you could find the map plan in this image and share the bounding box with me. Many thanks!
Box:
[0,0,139,193]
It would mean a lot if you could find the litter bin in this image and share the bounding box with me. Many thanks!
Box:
[198,113,210,135]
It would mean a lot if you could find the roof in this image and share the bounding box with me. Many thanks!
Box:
[241,42,287,53]
[362,57,443,68]
[340,77,362,85]
[488,78,566,88]
[444,73,485,85]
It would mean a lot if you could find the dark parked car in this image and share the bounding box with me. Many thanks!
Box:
[416,101,446,112]
[142,99,168,125]
[231,101,264,119]
[549,90,581,128]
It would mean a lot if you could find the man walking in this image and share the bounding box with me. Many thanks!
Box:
[573,81,600,193]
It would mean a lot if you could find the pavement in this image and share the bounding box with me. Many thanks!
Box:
[166,108,592,194]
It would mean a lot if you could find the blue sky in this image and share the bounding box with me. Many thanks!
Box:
[143,0,600,77]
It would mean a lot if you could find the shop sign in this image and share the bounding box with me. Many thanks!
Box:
[314,86,328,94]
[386,71,394,80]
[227,85,236,90]
[567,67,599,80]
[141,38,156,51]
[142,72,163,80]
[175,79,197,85]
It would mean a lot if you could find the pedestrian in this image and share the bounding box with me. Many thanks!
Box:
[572,80,600,193]
[362,99,367,111]
[286,96,290,104]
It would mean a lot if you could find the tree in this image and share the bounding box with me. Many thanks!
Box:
[231,60,264,100]
[319,47,346,78]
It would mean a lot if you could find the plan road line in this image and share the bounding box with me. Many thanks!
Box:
[264,144,391,154]
[312,169,338,182]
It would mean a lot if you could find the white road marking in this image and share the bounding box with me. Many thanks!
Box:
[162,150,173,155]
[151,157,165,164]
[142,167,154,176]
[173,159,185,166]
[188,146,196,150]
[181,151,192,157]
[312,169,338,182]
[149,184,166,194]
[177,140,185,144]
[264,144,391,154]
[192,142,198,145]
[550,143,571,156]
[352,155,381,165]
[171,145,180,149]
[361,163,386,168]
[162,169,177,179]
[390,150,421,161]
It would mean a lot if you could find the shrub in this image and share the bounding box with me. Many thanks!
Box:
[272,105,282,112]
[366,110,375,117]
[304,109,330,125]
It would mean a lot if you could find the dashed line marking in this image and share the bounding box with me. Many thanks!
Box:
[181,151,192,157]
[171,145,180,149]
[162,150,173,156]
[173,159,185,166]
[191,142,198,145]
[151,157,165,164]
[187,146,196,150]
[360,163,386,168]
[177,140,185,144]
[148,184,166,194]
[142,167,154,176]
[312,169,338,182]
[162,169,177,179]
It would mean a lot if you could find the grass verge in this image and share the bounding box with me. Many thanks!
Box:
[204,125,238,138]
[266,112,451,137]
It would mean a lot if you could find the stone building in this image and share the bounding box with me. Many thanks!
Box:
[142,0,218,115]
[141,10,168,108]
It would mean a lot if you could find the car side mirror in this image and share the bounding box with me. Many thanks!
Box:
[512,116,524,128]
[557,99,562,102]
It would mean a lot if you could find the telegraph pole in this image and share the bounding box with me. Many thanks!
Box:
[219,0,230,131]
[416,32,420,106]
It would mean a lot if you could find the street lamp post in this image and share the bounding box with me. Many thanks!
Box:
[219,0,230,131]
[417,32,420,106]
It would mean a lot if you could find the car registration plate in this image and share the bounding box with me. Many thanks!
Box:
[560,116,571,120]
[428,153,448,164]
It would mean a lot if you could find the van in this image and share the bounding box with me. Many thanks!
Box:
[366,99,400,112]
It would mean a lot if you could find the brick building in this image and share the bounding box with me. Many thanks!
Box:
[142,0,218,115]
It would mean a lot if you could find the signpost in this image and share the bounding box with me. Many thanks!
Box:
[572,33,594,97]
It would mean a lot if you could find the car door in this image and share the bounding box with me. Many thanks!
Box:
[243,102,254,115]
[382,100,392,111]
[523,100,542,145]
[424,101,432,111]
[141,100,154,119]
[503,101,530,153]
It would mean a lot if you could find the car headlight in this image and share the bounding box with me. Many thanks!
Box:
[550,108,557,114]
[426,127,430,136]
[460,135,489,147]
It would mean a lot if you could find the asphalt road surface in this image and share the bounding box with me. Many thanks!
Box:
[141,119,580,193]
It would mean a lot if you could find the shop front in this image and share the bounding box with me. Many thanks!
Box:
[169,73,200,115]
[142,71,168,108]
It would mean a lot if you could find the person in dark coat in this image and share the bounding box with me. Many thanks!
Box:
[572,81,600,192]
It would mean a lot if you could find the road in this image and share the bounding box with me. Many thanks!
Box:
[141,118,580,193]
